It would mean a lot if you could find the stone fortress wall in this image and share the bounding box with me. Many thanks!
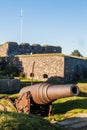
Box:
[0,42,62,56]
[0,42,87,83]
[64,56,87,82]
[6,54,87,83]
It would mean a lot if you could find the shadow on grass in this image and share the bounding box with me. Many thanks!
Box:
[20,81,43,89]
[79,92,87,97]
[0,111,59,130]
[53,98,87,114]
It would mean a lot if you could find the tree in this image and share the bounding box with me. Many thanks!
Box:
[71,50,83,57]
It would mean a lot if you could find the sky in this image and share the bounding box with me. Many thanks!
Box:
[0,0,87,56]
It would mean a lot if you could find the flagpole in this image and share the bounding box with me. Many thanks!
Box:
[20,8,23,43]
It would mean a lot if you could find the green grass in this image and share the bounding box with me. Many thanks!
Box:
[20,77,43,83]
[19,77,43,88]
[0,79,87,129]
[46,80,87,122]
[0,111,60,130]
[0,93,19,99]
[47,96,87,122]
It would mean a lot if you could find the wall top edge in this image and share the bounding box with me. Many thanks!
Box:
[0,53,87,60]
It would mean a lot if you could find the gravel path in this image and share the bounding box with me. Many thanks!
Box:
[53,113,87,130]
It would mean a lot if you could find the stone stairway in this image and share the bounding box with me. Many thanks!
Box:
[55,113,87,130]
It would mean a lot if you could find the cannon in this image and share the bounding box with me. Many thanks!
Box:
[15,83,79,116]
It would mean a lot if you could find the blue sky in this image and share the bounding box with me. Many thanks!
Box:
[0,0,87,56]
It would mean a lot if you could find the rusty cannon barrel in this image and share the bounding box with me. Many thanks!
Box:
[19,83,79,105]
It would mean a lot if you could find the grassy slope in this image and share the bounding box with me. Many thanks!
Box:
[46,80,87,122]
[0,79,87,129]
[0,111,60,130]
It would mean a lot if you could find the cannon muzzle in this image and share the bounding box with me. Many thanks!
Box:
[19,83,79,105]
